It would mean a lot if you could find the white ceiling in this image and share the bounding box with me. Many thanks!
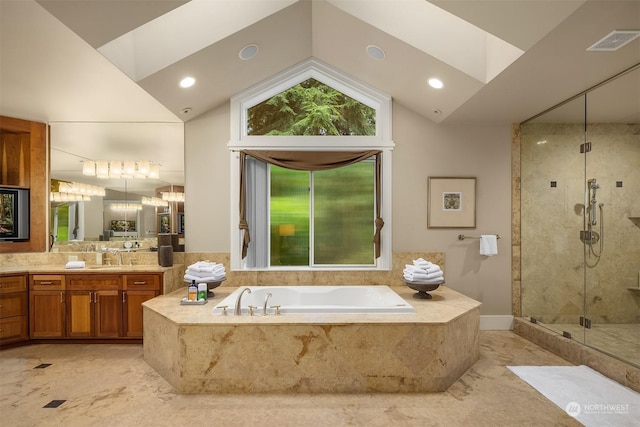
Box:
[1,0,639,194]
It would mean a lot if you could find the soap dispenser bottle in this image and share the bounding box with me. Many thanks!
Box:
[188,280,198,302]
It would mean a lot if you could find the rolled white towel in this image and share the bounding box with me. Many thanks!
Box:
[404,264,425,273]
[404,270,443,281]
[413,258,432,267]
[185,267,225,278]
[187,261,225,273]
[405,276,445,285]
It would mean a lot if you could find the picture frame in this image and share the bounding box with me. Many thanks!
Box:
[427,177,476,228]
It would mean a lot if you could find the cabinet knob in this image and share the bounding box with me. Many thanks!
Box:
[133,281,146,285]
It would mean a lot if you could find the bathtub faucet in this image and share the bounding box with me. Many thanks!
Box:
[234,287,252,316]
[262,293,272,316]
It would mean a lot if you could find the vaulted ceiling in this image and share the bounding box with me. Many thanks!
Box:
[1,1,638,194]
[3,0,638,126]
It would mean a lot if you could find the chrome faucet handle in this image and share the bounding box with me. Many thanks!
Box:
[218,305,228,315]
[271,305,281,316]
[248,305,256,316]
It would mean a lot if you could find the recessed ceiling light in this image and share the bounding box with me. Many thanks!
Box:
[428,78,444,89]
[179,77,195,88]
[366,45,385,60]
[239,44,259,60]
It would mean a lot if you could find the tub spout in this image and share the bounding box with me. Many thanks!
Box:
[234,287,251,315]
[262,293,272,316]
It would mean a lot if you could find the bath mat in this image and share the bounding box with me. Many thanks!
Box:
[507,365,639,427]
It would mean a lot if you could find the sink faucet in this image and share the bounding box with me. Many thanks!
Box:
[109,249,123,266]
[234,287,251,316]
[262,292,272,316]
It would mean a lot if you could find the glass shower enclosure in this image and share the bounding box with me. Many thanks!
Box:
[520,65,640,367]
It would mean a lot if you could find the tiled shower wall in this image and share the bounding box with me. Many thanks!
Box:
[519,123,640,324]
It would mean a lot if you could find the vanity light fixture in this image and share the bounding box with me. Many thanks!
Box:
[142,196,169,207]
[428,78,444,89]
[179,76,196,88]
[50,179,105,202]
[83,160,160,180]
[110,202,143,211]
[161,191,185,202]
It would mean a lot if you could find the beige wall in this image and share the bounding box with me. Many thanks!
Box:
[184,101,513,316]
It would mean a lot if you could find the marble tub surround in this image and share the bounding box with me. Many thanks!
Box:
[143,285,480,393]
[0,332,583,427]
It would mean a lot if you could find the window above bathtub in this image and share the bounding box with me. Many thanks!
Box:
[229,58,394,271]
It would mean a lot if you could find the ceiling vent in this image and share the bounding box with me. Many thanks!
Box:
[587,30,640,51]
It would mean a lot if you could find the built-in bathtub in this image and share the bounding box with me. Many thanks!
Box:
[143,285,481,393]
[213,285,415,315]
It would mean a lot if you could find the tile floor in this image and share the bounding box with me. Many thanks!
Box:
[0,332,584,427]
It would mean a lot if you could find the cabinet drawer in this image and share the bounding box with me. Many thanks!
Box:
[124,274,160,291]
[0,315,28,344]
[31,275,65,291]
[0,292,27,318]
[0,275,27,293]
[67,275,122,291]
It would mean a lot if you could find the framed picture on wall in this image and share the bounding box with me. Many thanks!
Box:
[427,177,476,228]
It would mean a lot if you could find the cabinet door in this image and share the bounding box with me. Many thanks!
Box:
[95,289,122,338]
[30,291,65,338]
[0,316,28,344]
[122,290,157,338]
[66,290,93,337]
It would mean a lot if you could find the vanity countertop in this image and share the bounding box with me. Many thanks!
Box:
[0,264,178,275]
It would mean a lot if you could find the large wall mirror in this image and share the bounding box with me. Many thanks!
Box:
[49,122,184,252]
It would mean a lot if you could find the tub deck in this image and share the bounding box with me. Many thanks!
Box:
[143,285,480,393]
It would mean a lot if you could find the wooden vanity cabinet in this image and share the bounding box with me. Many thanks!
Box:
[66,275,122,338]
[122,274,161,338]
[27,271,162,341]
[0,274,29,345]
[29,275,65,338]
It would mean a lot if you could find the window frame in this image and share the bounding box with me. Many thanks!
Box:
[229,58,394,271]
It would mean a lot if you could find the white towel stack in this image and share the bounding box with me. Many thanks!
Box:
[402,258,445,284]
[184,261,226,283]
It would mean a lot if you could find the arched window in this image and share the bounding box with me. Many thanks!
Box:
[229,59,393,270]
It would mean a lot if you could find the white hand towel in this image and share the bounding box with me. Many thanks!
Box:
[65,260,86,269]
[480,235,498,256]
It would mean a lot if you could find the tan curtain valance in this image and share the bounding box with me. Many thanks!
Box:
[239,150,384,259]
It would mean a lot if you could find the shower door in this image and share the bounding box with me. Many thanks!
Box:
[583,68,640,367]
[520,93,588,340]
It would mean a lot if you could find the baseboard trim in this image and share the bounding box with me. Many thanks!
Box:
[480,315,514,330]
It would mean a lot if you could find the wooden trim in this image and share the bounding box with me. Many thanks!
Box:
[0,116,48,253]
